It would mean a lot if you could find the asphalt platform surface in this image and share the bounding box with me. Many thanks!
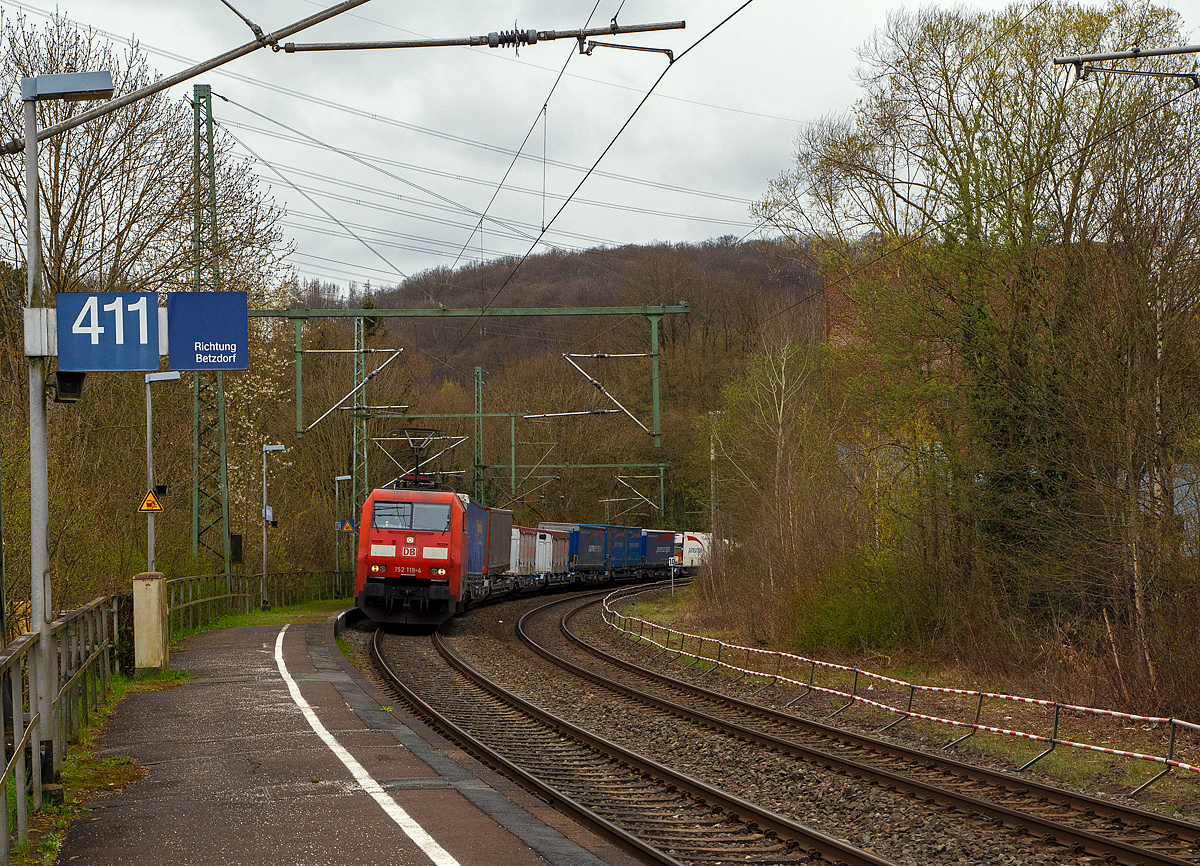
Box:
[58,612,642,866]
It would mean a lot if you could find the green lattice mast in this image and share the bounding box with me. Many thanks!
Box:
[191,84,232,575]
[351,317,369,533]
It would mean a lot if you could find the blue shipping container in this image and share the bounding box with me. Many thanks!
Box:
[575,525,608,570]
[466,501,489,576]
[625,526,643,566]
[642,530,675,567]
[607,526,629,568]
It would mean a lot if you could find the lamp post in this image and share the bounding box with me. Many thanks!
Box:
[145,372,180,573]
[261,444,284,609]
[23,70,113,793]
[334,474,351,596]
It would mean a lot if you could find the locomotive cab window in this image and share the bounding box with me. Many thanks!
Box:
[372,501,452,532]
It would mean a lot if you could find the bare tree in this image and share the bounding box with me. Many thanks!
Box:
[754,1,1200,709]
[0,13,288,300]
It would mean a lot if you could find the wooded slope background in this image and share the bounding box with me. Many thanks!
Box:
[4,1,1200,719]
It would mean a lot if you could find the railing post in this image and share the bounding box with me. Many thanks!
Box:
[112,601,120,676]
[752,653,783,698]
[786,660,817,707]
[60,623,70,750]
[826,669,859,720]
[1132,718,1178,795]
[880,683,916,733]
[1018,702,1060,770]
[90,608,99,711]
[732,647,751,683]
[29,644,42,811]
[102,603,112,697]
[700,640,722,678]
[12,655,27,848]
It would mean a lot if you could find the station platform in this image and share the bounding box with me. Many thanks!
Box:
[59,613,640,866]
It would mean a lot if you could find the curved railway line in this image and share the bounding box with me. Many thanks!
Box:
[364,586,1200,866]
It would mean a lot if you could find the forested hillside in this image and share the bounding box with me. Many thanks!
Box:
[0,234,822,635]
[724,1,1200,717]
[6,2,1200,724]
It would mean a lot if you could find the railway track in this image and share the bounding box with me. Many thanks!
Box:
[364,586,1200,865]
[516,588,1200,866]
[369,596,896,866]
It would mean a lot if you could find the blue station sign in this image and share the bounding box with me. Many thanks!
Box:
[167,292,248,370]
[56,292,159,372]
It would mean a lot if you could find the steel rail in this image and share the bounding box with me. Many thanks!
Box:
[566,595,1200,846]
[526,595,1200,866]
[372,619,894,866]
[370,625,684,866]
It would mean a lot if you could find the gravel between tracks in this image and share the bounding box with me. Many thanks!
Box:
[434,594,1078,866]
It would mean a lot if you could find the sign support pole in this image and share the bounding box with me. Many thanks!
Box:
[146,378,156,573]
[25,95,54,797]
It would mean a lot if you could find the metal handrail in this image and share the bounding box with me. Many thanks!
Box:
[165,571,345,640]
[0,594,118,865]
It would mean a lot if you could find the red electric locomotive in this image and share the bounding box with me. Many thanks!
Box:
[355,486,511,626]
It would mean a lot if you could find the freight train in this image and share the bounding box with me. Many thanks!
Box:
[355,483,707,627]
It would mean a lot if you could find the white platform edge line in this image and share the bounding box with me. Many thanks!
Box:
[274,624,460,866]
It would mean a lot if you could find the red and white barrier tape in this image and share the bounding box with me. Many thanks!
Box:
[603,593,1198,775]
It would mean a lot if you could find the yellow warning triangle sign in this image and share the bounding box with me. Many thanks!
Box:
[138,489,164,513]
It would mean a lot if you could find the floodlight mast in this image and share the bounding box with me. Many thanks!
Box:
[24,69,115,797]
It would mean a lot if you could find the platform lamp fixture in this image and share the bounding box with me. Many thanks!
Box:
[334,474,351,596]
[261,444,285,610]
[23,69,114,794]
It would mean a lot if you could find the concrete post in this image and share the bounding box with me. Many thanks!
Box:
[132,572,168,670]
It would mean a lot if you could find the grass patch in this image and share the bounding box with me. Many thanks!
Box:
[171,597,355,644]
[620,585,721,632]
[12,669,188,865]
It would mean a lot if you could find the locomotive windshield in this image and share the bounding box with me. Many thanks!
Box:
[372,501,451,532]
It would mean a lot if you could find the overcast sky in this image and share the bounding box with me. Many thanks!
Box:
[6,0,1200,295]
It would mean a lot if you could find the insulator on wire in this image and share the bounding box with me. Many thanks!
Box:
[488,29,538,48]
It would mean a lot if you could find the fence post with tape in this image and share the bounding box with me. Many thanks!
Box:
[1018,702,1061,770]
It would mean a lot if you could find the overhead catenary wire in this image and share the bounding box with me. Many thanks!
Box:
[224,120,752,226]
[564,0,1063,355]
[306,349,404,432]
[445,0,760,362]
[445,0,603,275]
[218,95,563,248]
[615,475,660,511]
[219,122,409,281]
[4,0,771,201]
[562,354,651,435]
[229,139,752,227]
[286,0,810,125]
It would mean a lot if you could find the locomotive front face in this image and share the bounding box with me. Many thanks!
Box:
[356,490,464,626]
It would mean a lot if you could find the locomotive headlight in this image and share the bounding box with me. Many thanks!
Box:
[431,567,447,576]
[406,536,414,544]
[370,564,385,574]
